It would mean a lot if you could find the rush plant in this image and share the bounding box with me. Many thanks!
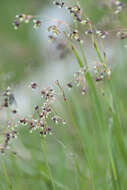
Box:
[0,1,127,190]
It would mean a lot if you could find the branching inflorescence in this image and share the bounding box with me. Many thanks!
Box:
[1,0,127,153]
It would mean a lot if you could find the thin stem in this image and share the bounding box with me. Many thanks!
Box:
[79,43,88,69]
[41,137,56,190]
[2,163,13,190]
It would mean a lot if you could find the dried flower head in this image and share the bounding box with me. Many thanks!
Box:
[33,19,42,29]
[114,1,123,14]
[13,20,20,30]
[30,82,38,89]
[41,87,55,102]
[48,25,60,37]
[69,30,83,43]
[13,14,34,29]
[96,30,108,39]
[117,31,127,39]
[16,14,26,22]
[53,1,65,8]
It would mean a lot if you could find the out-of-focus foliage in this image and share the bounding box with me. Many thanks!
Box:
[1,0,127,190]
[1,0,125,87]
[0,0,48,88]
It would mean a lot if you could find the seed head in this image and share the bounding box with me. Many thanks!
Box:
[33,19,42,29]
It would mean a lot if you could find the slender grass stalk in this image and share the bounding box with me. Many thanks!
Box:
[65,101,96,190]
[79,43,88,69]
[71,45,84,68]
[40,170,70,190]
[71,41,122,189]
[41,137,56,190]
[2,163,13,190]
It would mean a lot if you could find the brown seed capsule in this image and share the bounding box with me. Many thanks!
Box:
[35,105,39,111]
[33,19,42,29]
[20,118,27,124]
[31,82,38,89]
[13,20,20,29]
[12,109,17,114]
[67,82,73,88]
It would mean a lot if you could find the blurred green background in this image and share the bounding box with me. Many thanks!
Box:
[1,0,127,190]
[1,0,126,88]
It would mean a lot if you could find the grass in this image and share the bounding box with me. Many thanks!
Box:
[1,1,127,190]
[1,44,127,190]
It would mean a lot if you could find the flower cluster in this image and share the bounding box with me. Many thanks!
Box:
[33,19,42,29]
[67,67,87,95]
[117,31,127,40]
[13,14,33,29]
[9,0,127,155]
[13,14,41,30]
[69,30,83,43]
[0,83,66,153]
[53,1,89,25]
[18,85,64,136]
[48,25,60,37]
[94,62,111,81]
[68,5,89,25]
[53,1,65,8]
[114,1,123,14]
[96,30,109,39]
[41,87,56,102]
[0,130,17,153]
[0,87,17,114]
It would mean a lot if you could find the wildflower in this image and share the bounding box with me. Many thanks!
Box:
[67,4,81,15]
[48,25,60,37]
[13,20,20,30]
[74,68,86,87]
[40,127,52,136]
[117,32,127,40]
[96,30,108,39]
[16,14,25,22]
[71,5,81,15]
[1,130,17,153]
[69,30,83,43]
[33,19,42,29]
[30,82,38,89]
[53,1,64,8]
[80,18,89,25]
[114,1,123,14]
[41,87,55,102]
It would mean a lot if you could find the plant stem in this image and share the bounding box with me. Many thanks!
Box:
[41,137,56,190]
